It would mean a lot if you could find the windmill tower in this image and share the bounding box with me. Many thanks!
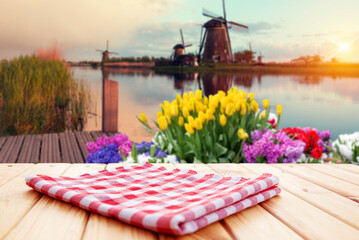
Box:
[172,29,192,60]
[199,0,248,63]
[96,40,118,64]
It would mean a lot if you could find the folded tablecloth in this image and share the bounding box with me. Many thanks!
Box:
[25,162,280,236]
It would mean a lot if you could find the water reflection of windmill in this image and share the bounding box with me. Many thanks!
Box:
[171,29,193,66]
[198,0,248,63]
[96,40,118,64]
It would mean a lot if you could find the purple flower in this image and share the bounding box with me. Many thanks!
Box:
[244,129,305,163]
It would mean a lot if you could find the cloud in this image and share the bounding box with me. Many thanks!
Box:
[0,0,178,60]
[246,21,281,34]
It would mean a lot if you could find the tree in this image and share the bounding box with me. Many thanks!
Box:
[234,50,255,63]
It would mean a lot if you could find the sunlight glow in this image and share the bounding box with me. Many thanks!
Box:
[326,35,359,59]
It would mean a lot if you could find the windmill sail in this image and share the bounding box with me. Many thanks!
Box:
[228,21,248,32]
[203,8,223,20]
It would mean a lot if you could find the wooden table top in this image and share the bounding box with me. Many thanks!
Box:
[1,163,359,240]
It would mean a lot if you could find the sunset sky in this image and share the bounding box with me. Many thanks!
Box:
[1,0,358,62]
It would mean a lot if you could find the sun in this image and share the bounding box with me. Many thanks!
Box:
[338,43,350,53]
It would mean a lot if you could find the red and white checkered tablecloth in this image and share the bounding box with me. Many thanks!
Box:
[25,162,280,236]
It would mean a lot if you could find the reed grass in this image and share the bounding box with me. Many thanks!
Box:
[0,55,88,136]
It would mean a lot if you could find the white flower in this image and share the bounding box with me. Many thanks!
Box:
[268,113,278,124]
[333,131,359,163]
[124,156,135,163]
[138,154,150,164]
[164,155,178,163]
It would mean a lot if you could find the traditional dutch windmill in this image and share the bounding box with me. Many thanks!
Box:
[96,40,118,64]
[171,29,192,60]
[198,0,248,63]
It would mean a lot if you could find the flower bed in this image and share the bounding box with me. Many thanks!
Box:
[85,88,356,165]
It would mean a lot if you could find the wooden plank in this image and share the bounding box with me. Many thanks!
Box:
[0,164,34,186]
[52,134,61,163]
[5,135,25,163]
[90,131,101,141]
[335,164,359,174]
[59,133,70,163]
[28,135,41,163]
[303,164,359,186]
[0,163,70,239]
[49,134,54,163]
[40,134,50,163]
[239,164,359,231]
[17,135,34,163]
[219,164,359,240]
[83,131,95,142]
[75,132,89,161]
[275,164,359,201]
[0,136,7,149]
[0,136,16,163]
[67,132,84,163]
[3,164,106,240]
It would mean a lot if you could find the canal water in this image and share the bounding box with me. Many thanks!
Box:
[72,67,359,143]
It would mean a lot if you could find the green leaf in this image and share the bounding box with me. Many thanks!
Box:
[226,150,236,160]
[194,157,204,163]
[131,143,138,160]
[208,153,218,163]
[219,157,230,163]
[214,142,228,157]
[119,149,127,161]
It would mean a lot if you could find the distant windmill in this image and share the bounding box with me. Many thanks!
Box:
[249,42,256,64]
[96,40,118,64]
[171,29,192,60]
[199,0,248,63]
[257,51,264,65]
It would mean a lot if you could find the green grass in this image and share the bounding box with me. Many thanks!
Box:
[0,55,89,136]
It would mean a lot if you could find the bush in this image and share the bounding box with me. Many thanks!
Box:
[0,55,88,135]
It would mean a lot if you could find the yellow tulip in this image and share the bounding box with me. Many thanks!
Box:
[195,101,203,113]
[157,111,163,118]
[195,89,202,101]
[158,116,168,131]
[189,91,194,99]
[140,113,148,123]
[217,90,225,98]
[199,111,206,124]
[166,116,171,125]
[240,104,246,115]
[225,103,235,116]
[237,128,248,140]
[193,118,203,130]
[187,116,194,126]
[164,107,171,118]
[220,114,227,126]
[171,104,179,117]
[263,99,269,109]
[248,92,255,102]
[277,104,282,115]
[164,100,170,107]
[184,123,195,135]
[183,92,189,101]
[182,106,189,118]
[220,97,229,109]
[203,96,209,106]
[160,103,165,111]
[251,100,259,113]
[176,94,182,104]
[260,110,266,119]
[178,116,184,127]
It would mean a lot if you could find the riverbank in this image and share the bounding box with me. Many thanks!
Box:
[154,63,359,77]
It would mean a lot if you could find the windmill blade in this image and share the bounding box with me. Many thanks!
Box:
[222,0,226,21]
[96,49,104,52]
[199,26,204,47]
[228,21,248,32]
[198,29,208,63]
[203,8,223,20]
[184,43,192,48]
[180,29,185,46]
[108,52,118,55]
